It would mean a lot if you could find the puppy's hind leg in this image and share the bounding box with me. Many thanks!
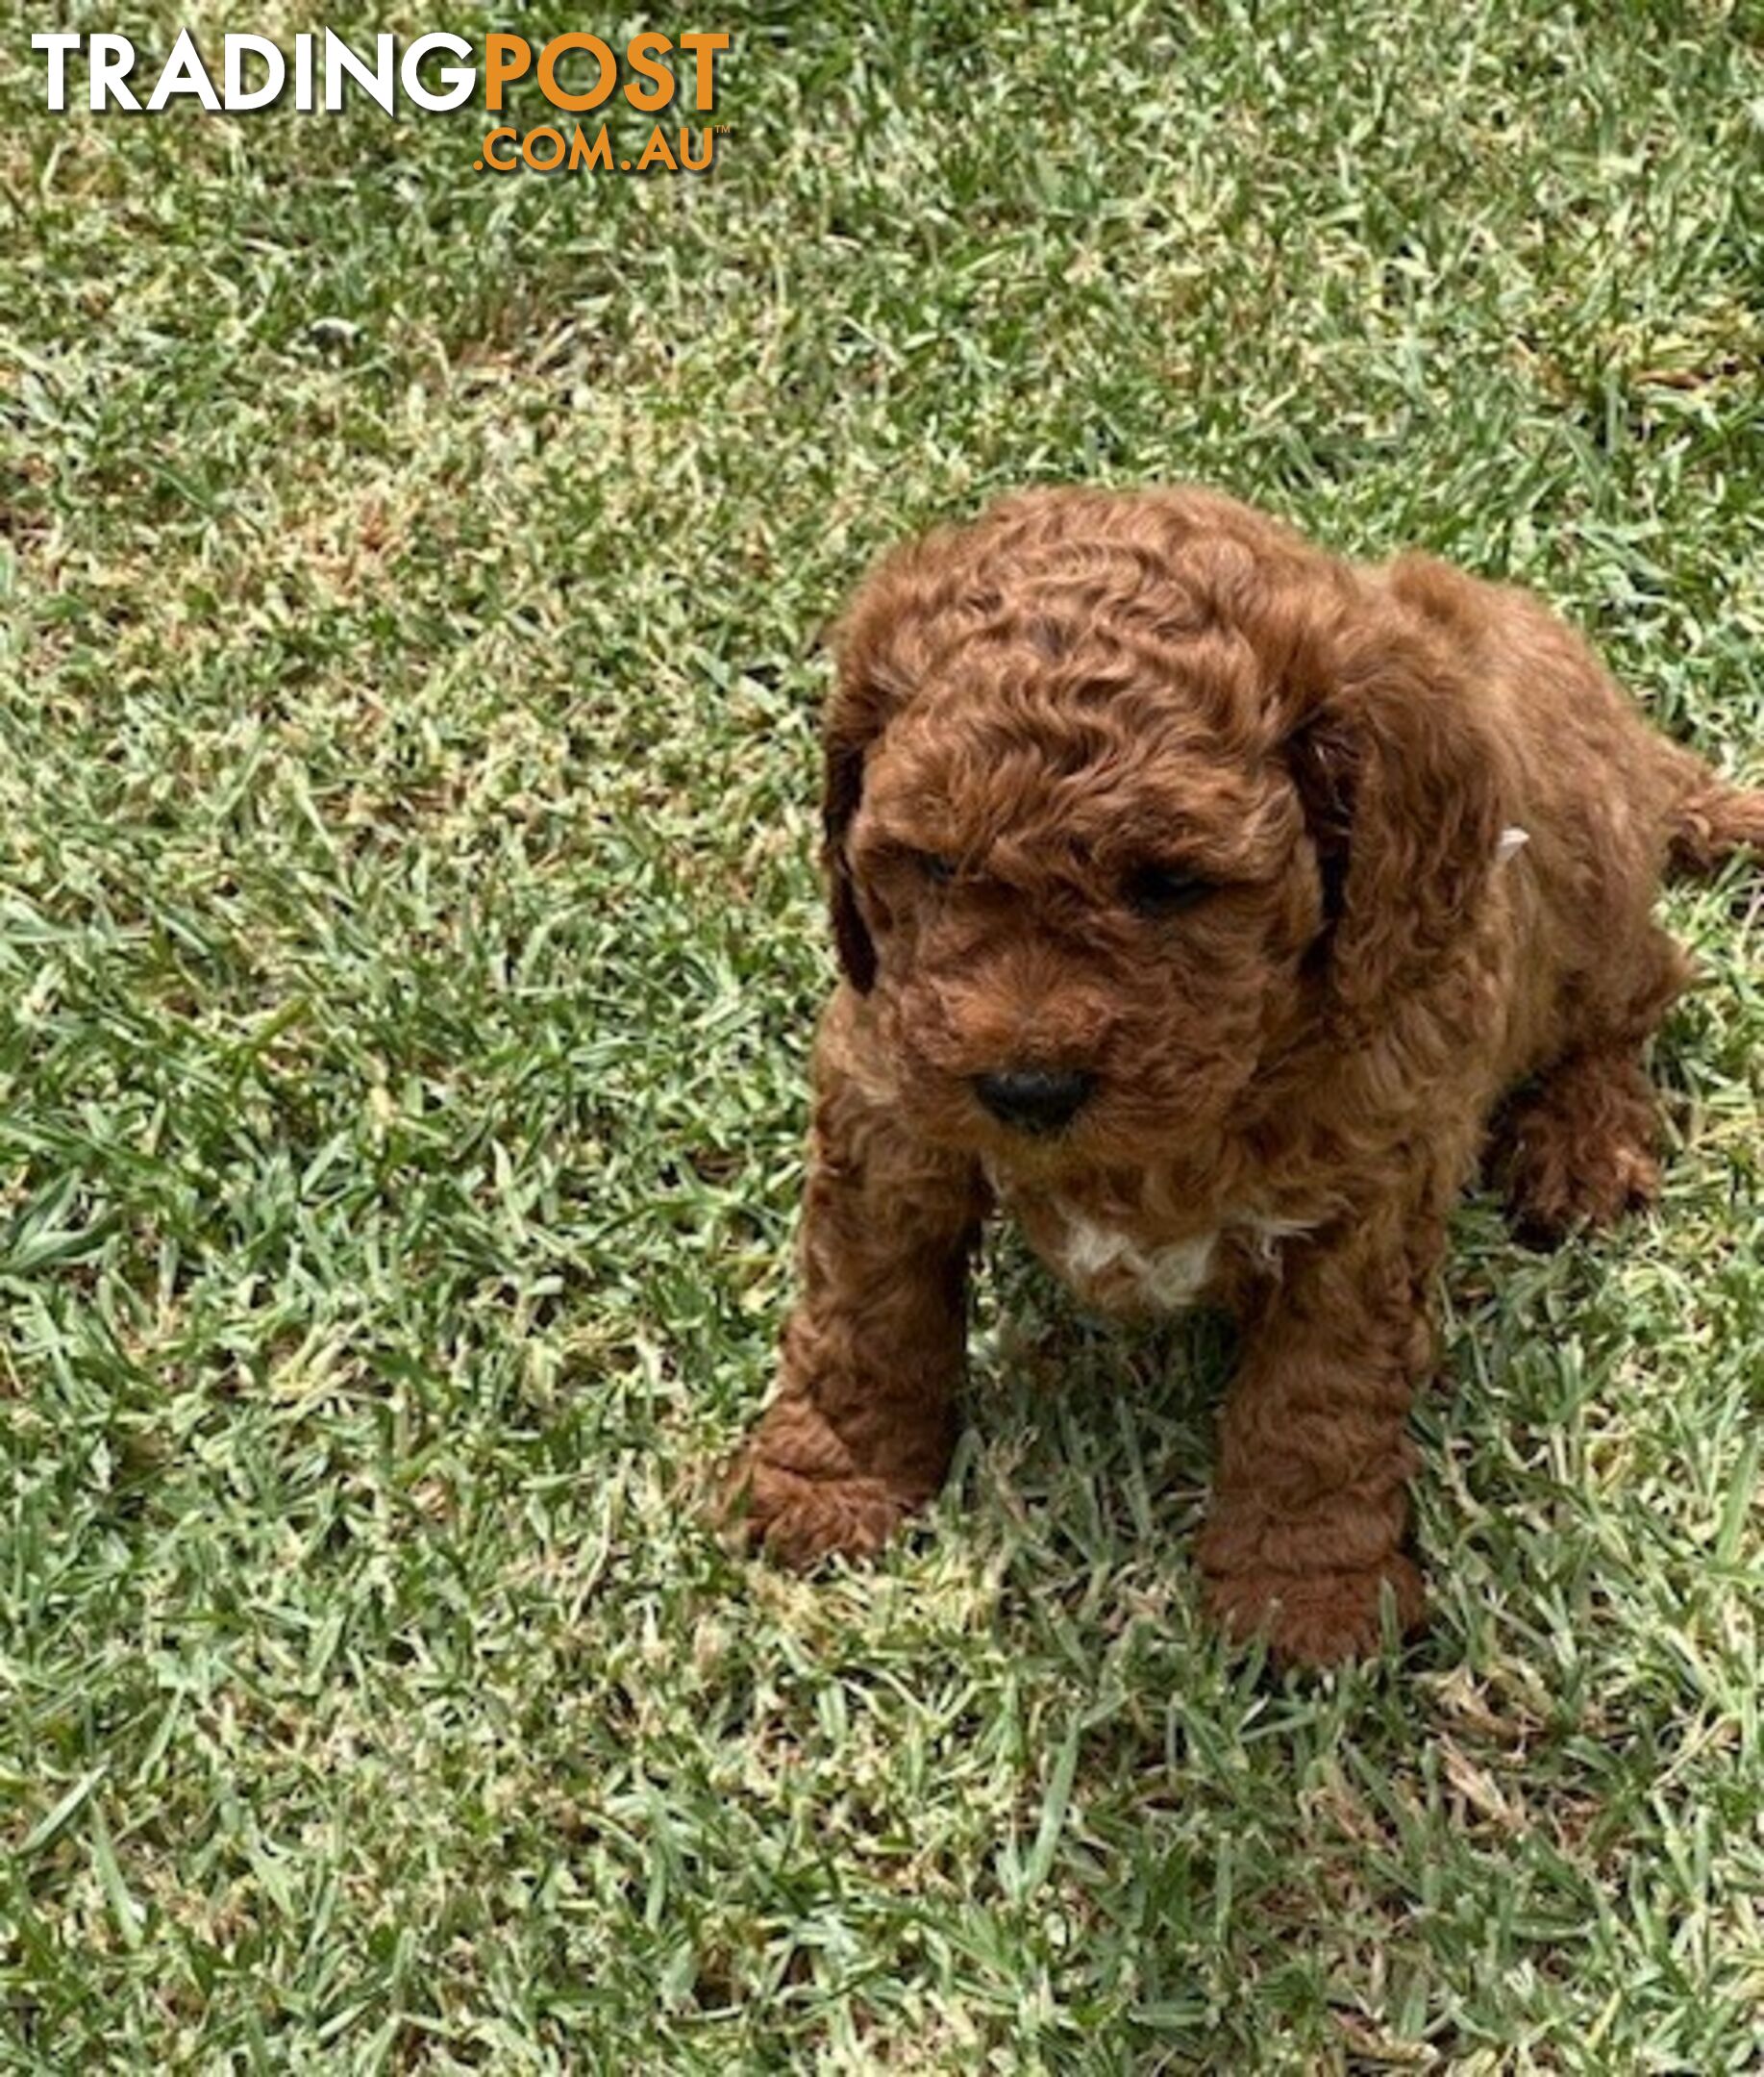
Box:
[1492,1046,1665,1246]
[1491,923,1692,1247]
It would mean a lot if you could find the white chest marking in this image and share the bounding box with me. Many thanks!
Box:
[1057,1213,1219,1310]
[1243,1212,1318,1260]
[1495,825,1530,867]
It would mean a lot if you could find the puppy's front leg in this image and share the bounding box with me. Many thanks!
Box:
[1197,1191,1450,1664]
[731,997,986,1564]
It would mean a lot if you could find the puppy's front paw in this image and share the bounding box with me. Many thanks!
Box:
[721,1448,921,1566]
[1202,1552,1426,1666]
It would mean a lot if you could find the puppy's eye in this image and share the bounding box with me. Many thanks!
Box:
[910,850,957,886]
[1124,863,1214,917]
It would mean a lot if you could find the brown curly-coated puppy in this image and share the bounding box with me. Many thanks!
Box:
[729,486,1762,1664]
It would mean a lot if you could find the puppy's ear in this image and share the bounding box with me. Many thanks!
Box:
[1282,594,1504,1015]
[822,552,924,993]
[823,703,878,993]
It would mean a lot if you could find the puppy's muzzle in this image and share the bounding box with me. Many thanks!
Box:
[972,1067,1096,1136]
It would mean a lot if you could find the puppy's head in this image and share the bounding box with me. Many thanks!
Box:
[823,488,1502,1175]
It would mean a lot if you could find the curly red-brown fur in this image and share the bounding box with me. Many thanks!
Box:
[726,486,1761,1665]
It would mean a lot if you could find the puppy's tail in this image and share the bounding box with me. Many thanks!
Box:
[1664,763,1764,879]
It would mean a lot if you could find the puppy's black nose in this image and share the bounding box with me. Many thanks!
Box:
[972,1067,1096,1136]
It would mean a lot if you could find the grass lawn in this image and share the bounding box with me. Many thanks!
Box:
[4,1,1762,2066]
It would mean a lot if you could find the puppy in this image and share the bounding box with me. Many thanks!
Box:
[729,486,1762,1664]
